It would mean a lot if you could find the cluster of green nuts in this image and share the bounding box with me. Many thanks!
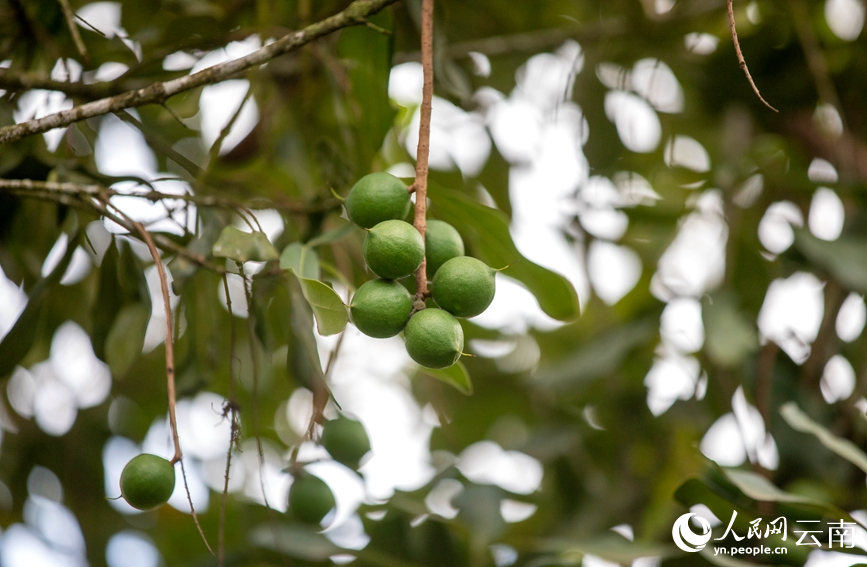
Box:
[345,172,497,369]
[116,172,492,517]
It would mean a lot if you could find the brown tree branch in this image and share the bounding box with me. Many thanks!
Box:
[0,178,339,214]
[0,69,144,98]
[727,0,778,112]
[0,0,399,145]
[412,0,434,302]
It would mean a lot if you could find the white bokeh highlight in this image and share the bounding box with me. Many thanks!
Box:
[758,272,825,364]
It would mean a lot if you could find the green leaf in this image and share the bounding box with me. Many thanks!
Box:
[780,402,867,474]
[286,278,332,397]
[336,9,395,170]
[534,319,657,392]
[280,243,320,279]
[287,273,348,337]
[282,242,347,336]
[427,181,579,321]
[0,232,81,378]
[212,226,279,263]
[306,222,355,248]
[419,361,472,395]
[703,294,759,368]
[91,238,122,361]
[720,465,866,529]
[105,303,150,378]
[794,229,867,293]
[249,522,343,561]
[721,468,812,504]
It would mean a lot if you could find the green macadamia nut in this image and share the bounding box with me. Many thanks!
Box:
[404,308,464,369]
[431,256,496,318]
[363,220,425,280]
[120,454,176,511]
[344,172,411,229]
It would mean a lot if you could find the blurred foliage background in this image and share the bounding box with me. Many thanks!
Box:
[1,0,867,566]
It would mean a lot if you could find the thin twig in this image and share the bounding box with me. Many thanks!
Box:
[412,0,434,301]
[179,459,216,555]
[131,222,182,464]
[218,273,240,567]
[57,0,89,63]
[727,0,778,112]
[208,75,255,160]
[218,403,238,567]
[74,12,107,36]
[0,0,399,145]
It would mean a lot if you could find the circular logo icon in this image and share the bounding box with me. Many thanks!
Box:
[672,513,712,552]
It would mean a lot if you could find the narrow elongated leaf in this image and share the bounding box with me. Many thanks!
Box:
[212,226,279,263]
[427,181,579,321]
[280,243,320,279]
[0,232,80,377]
[105,303,150,378]
[721,469,812,504]
[794,230,867,293]
[91,237,121,360]
[249,522,343,560]
[419,361,472,395]
[336,9,395,169]
[780,402,867,474]
[286,279,328,395]
[720,466,866,529]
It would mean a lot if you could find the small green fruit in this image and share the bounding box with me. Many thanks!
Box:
[119,454,175,511]
[350,279,413,338]
[431,256,496,318]
[288,473,335,525]
[344,172,411,229]
[404,308,464,369]
[425,220,465,278]
[363,220,424,280]
[321,415,371,469]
